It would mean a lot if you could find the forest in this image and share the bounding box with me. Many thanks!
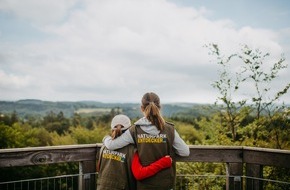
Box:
[0,99,289,189]
[1,44,290,189]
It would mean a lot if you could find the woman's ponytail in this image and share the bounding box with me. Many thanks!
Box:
[141,92,165,130]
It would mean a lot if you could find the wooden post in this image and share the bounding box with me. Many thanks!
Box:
[82,160,96,190]
[79,160,96,190]
[227,163,243,190]
[246,163,263,190]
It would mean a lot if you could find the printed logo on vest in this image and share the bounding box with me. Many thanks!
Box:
[102,150,126,162]
[137,133,167,143]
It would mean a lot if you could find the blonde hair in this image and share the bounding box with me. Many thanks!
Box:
[111,125,123,139]
[110,114,131,139]
[141,92,165,130]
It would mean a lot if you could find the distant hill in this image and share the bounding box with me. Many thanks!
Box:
[0,99,217,119]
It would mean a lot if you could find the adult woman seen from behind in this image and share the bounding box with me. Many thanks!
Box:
[103,92,190,190]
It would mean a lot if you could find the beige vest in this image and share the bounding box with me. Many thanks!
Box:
[97,145,136,190]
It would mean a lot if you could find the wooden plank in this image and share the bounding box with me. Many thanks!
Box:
[176,145,243,163]
[0,144,98,153]
[1,145,290,169]
[0,144,98,167]
[243,147,290,168]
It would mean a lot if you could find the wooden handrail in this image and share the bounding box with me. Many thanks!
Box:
[1,144,290,190]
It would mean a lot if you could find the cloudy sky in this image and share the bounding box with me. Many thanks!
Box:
[0,0,290,104]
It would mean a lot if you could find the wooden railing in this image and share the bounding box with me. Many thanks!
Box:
[0,144,290,190]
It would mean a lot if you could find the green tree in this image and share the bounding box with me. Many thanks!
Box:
[0,122,52,148]
[69,124,110,144]
[50,131,77,145]
[172,120,202,145]
[238,45,290,119]
[43,111,70,134]
[206,43,247,141]
[10,111,19,125]
[72,113,82,127]
[206,43,290,144]
[0,124,15,148]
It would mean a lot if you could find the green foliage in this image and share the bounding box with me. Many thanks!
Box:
[263,166,290,190]
[238,45,290,118]
[0,122,51,148]
[0,111,19,126]
[176,162,226,189]
[206,43,290,145]
[69,125,110,144]
[42,111,70,135]
[205,43,247,141]
[196,113,233,145]
[50,131,77,145]
[172,120,203,144]
[0,89,289,188]
[0,124,16,148]
[0,163,78,185]
[239,112,290,149]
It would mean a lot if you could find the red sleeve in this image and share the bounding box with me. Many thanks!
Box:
[131,152,172,180]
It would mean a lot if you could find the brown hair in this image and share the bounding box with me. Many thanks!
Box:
[111,125,123,139]
[141,92,165,130]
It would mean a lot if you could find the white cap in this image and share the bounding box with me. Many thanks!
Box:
[111,114,131,130]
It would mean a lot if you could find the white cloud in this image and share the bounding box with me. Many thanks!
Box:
[0,70,31,88]
[0,0,79,24]
[0,0,289,103]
